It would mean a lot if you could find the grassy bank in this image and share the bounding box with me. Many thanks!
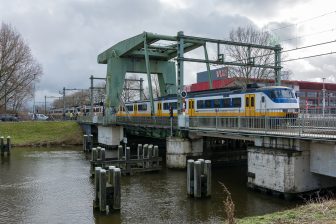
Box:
[0,121,83,146]
[237,199,336,224]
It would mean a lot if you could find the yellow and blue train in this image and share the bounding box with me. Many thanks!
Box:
[117,86,300,118]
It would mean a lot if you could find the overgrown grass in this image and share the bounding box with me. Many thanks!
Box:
[238,199,336,224]
[0,121,83,146]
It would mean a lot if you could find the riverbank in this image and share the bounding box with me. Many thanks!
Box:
[0,121,83,146]
[238,199,336,224]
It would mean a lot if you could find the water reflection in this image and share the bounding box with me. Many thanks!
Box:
[0,147,298,224]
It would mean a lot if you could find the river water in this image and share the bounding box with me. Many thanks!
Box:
[0,147,298,224]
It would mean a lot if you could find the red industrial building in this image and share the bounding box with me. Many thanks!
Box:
[185,68,336,114]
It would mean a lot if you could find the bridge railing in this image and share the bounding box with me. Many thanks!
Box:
[116,116,177,127]
[189,113,336,139]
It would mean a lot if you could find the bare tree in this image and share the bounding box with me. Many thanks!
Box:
[0,22,42,112]
[52,90,90,109]
[121,74,144,102]
[151,74,160,98]
[225,25,276,87]
[7,83,33,112]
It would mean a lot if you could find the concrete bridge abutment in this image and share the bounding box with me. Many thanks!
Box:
[97,125,124,147]
[166,137,203,168]
[248,137,336,195]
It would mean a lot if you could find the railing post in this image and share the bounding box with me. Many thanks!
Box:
[215,112,218,130]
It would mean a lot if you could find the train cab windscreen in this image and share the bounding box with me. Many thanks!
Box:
[269,89,295,99]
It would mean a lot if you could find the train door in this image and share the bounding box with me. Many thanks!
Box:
[157,102,162,116]
[188,99,195,116]
[245,94,256,116]
[134,104,138,116]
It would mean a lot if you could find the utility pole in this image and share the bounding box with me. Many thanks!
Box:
[45,96,46,114]
[60,87,86,118]
[90,75,94,115]
[45,96,61,114]
[140,78,144,100]
[63,87,66,115]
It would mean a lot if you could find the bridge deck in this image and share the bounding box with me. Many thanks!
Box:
[78,114,336,141]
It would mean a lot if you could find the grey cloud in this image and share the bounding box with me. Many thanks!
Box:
[266,21,300,47]
[0,0,325,103]
[213,0,311,18]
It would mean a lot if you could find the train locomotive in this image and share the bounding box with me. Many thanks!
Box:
[117,86,300,118]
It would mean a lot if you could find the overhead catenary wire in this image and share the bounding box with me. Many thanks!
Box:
[270,10,336,32]
[282,51,336,63]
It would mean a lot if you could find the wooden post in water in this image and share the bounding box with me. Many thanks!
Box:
[137,144,142,159]
[6,136,11,154]
[83,135,88,151]
[97,147,102,160]
[153,145,159,157]
[89,134,93,151]
[113,168,121,210]
[148,145,153,168]
[108,166,115,185]
[94,167,102,208]
[0,136,4,155]
[194,161,202,198]
[153,145,159,167]
[187,159,195,196]
[99,169,107,212]
[143,144,148,168]
[118,145,123,160]
[118,145,124,169]
[198,159,205,175]
[92,148,98,161]
[125,147,131,173]
[205,160,212,197]
[101,148,106,161]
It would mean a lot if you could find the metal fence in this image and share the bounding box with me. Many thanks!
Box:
[116,116,176,127]
[188,114,336,140]
[78,111,336,140]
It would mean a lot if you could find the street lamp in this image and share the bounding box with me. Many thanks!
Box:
[322,77,326,117]
[33,74,37,115]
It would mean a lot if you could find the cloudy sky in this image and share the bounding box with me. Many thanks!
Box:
[0,0,335,105]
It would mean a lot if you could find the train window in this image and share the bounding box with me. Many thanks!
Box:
[163,102,177,110]
[251,97,255,107]
[214,99,221,108]
[138,104,147,111]
[245,98,249,107]
[126,105,133,111]
[232,98,241,108]
[223,98,230,108]
[205,100,212,108]
[261,96,265,103]
[270,89,294,99]
[197,100,204,109]
[281,90,294,98]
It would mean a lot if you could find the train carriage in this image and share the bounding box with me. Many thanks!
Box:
[116,86,299,119]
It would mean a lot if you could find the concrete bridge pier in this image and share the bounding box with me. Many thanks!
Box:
[97,125,124,148]
[166,136,203,168]
[248,137,336,196]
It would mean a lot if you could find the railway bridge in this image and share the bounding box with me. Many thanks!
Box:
[79,31,336,196]
[79,113,336,196]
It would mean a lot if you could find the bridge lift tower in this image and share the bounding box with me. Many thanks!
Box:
[98,31,281,121]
